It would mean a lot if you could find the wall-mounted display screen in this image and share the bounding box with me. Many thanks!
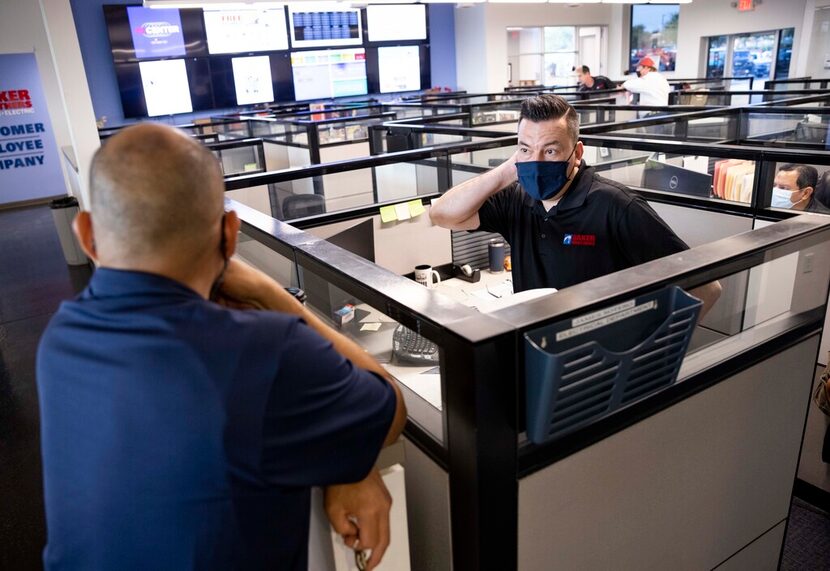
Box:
[291,48,367,101]
[138,59,193,116]
[231,55,275,105]
[377,45,421,93]
[288,8,362,48]
[127,6,187,59]
[366,5,427,43]
[104,5,208,62]
[203,8,289,54]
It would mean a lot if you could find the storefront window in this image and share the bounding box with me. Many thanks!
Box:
[629,4,679,73]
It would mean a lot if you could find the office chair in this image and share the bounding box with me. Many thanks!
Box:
[281,193,326,220]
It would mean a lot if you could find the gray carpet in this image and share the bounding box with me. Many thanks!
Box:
[781,497,830,570]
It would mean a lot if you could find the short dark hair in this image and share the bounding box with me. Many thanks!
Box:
[519,94,579,144]
[779,163,818,190]
[578,65,590,74]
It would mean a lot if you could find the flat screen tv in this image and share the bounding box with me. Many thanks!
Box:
[288,8,362,48]
[291,48,368,101]
[365,4,427,43]
[203,8,289,54]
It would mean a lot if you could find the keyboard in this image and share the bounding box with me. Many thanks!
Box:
[392,325,439,366]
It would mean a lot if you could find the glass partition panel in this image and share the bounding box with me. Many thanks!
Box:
[680,236,830,375]
[767,161,830,214]
[745,112,824,144]
[236,230,299,289]
[588,147,755,205]
[214,144,264,176]
[687,115,732,140]
[296,262,445,443]
[207,120,252,139]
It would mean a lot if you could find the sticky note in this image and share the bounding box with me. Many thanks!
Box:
[243,162,258,172]
[408,199,426,217]
[394,202,411,221]
[380,205,397,223]
[360,322,382,332]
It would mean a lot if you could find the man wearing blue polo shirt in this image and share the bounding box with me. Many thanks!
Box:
[36,123,406,570]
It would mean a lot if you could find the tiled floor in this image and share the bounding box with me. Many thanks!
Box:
[0,204,828,569]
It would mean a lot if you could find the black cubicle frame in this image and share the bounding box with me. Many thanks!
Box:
[230,190,830,570]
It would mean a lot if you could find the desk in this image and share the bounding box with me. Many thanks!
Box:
[339,271,556,411]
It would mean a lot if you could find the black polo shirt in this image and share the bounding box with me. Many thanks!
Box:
[477,160,688,292]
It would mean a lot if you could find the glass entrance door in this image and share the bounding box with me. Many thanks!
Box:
[729,32,777,87]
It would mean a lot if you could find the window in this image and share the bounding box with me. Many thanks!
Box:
[629,4,679,73]
[704,28,795,87]
[507,25,605,87]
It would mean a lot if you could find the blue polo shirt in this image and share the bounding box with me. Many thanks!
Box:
[36,268,396,571]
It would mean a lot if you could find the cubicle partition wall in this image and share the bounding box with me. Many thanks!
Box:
[764,77,826,91]
[671,88,830,107]
[222,123,830,528]
[228,187,830,570]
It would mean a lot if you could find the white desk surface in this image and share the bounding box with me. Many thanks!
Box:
[357,271,556,411]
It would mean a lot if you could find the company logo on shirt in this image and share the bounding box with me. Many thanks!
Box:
[135,21,181,39]
[0,89,34,115]
[563,233,596,247]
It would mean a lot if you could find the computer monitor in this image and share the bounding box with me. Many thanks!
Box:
[641,159,713,198]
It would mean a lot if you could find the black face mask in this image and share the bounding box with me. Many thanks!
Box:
[636,69,643,78]
[208,214,228,302]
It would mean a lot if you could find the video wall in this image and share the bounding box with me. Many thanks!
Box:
[104,4,431,118]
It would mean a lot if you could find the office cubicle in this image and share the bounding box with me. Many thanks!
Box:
[228,187,830,569]
[764,77,825,91]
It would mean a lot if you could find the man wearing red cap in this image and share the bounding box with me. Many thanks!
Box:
[622,56,670,106]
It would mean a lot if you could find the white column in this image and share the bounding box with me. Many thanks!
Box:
[38,0,100,207]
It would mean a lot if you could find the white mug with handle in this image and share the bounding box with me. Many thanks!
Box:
[414,264,441,289]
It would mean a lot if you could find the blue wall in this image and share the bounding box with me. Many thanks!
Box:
[428,5,457,91]
[70,1,457,127]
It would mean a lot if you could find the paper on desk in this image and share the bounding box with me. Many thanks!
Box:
[407,199,426,217]
[360,322,382,332]
[394,202,411,221]
[379,205,397,223]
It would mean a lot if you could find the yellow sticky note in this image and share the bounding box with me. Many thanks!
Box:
[380,205,397,223]
[408,199,426,217]
[394,202,411,221]
[243,162,258,172]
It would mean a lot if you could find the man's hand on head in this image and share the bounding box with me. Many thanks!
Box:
[325,468,393,571]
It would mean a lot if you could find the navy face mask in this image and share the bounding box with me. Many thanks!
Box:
[516,145,577,201]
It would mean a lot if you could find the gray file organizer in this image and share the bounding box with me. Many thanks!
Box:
[524,286,702,445]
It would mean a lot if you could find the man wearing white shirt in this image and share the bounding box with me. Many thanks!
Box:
[622,56,670,107]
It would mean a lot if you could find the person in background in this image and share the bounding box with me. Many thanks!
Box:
[429,94,721,317]
[773,163,830,214]
[622,56,671,106]
[575,65,614,92]
[37,123,406,571]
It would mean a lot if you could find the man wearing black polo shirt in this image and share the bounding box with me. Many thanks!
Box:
[430,94,720,313]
